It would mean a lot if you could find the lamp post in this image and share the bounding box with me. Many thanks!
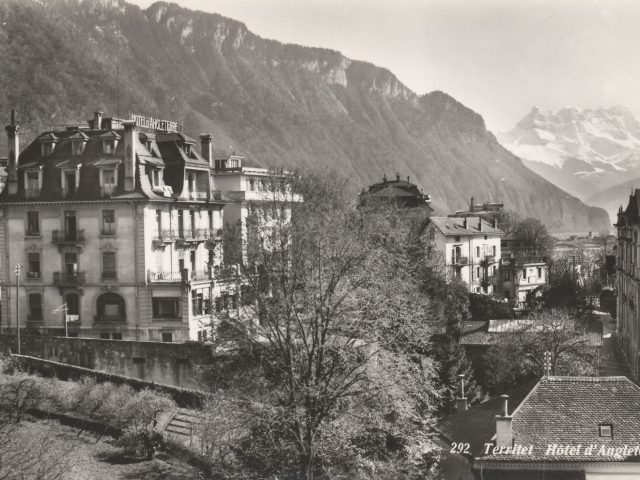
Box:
[14,264,21,355]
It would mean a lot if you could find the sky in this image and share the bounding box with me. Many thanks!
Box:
[128,0,640,132]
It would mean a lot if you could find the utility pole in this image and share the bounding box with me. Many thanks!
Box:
[15,264,21,355]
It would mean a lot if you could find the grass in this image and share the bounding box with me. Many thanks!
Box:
[7,417,207,480]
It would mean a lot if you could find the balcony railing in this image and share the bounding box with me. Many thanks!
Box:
[452,256,468,265]
[152,229,175,247]
[25,271,42,280]
[149,271,184,283]
[61,188,77,199]
[188,191,209,200]
[100,185,117,198]
[191,270,211,281]
[102,271,117,280]
[25,229,41,237]
[24,188,40,199]
[94,314,126,324]
[53,272,86,285]
[52,230,85,244]
[101,225,116,236]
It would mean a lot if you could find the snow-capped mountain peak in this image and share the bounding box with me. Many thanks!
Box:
[498,106,640,201]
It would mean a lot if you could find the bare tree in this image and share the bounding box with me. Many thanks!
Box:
[513,217,552,258]
[217,170,443,479]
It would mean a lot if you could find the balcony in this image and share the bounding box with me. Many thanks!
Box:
[152,229,175,249]
[25,271,42,281]
[53,272,86,286]
[191,270,212,282]
[175,228,211,247]
[188,191,209,201]
[24,188,40,200]
[100,185,117,198]
[452,256,468,266]
[61,188,77,199]
[102,271,117,281]
[149,271,184,283]
[52,230,85,245]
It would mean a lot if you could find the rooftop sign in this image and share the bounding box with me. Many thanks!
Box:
[129,113,180,133]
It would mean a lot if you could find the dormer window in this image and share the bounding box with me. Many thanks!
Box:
[151,169,162,187]
[71,141,84,156]
[41,143,53,156]
[99,167,118,197]
[184,144,192,155]
[103,140,115,155]
[599,424,613,438]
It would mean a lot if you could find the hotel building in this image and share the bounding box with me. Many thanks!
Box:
[0,111,234,342]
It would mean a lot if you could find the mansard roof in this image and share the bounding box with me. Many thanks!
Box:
[618,189,640,226]
[0,118,225,204]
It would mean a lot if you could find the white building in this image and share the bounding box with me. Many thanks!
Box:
[425,216,504,294]
[212,155,301,264]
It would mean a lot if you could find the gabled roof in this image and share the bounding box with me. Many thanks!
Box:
[67,131,90,141]
[38,132,58,141]
[428,216,504,237]
[98,131,121,140]
[485,376,640,462]
[438,376,640,463]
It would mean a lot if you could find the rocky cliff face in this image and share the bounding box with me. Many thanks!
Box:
[499,106,640,202]
[0,0,610,232]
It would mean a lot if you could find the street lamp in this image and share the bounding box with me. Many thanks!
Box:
[14,264,21,355]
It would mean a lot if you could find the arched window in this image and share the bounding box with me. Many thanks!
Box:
[96,293,125,323]
[28,293,43,321]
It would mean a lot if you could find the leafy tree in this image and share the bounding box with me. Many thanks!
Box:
[513,217,553,258]
[214,170,445,479]
[478,310,598,394]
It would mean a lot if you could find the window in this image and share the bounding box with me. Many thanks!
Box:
[100,332,110,340]
[96,292,125,322]
[162,332,173,343]
[599,424,613,438]
[103,140,115,154]
[102,252,117,279]
[41,143,53,156]
[27,252,40,279]
[192,290,204,316]
[537,267,542,278]
[26,212,39,236]
[522,269,527,279]
[111,332,123,340]
[476,246,480,257]
[476,267,480,278]
[178,210,184,237]
[151,169,161,187]
[102,210,115,235]
[152,298,179,318]
[505,270,511,281]
[71,141,83,156]
[493,265,497,275]
[28,293,42,320]
[64,211,77,238]
[492,245,496,256]
[249,178,255,191]
[26,171,40,197]
[101,168,116,196]
[65,253,78,276]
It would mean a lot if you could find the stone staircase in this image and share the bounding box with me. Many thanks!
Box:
[163,408,201,446]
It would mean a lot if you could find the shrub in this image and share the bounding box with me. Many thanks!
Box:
[116,424,165,460]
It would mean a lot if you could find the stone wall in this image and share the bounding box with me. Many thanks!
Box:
[0,335,217,389]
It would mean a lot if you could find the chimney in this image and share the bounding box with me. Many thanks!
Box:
[455,374,468,412]
[200,134,213,167]
[123,121,137,192]
[493,218,498,228]
[396,172,400,181]
[463,217,468,229]
[93,111,103,130]
[407,176,410,184]
[478,218,483,231]
[495,394,513,447]
[5,109,20,196]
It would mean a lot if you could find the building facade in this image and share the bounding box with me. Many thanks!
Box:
[616,190,640,379]
[0,111,236,342]
[358,173,434,218]
[424,216,503,294]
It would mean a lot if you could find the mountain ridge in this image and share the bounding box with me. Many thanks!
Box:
[499,105,640,202]
[0,0,610,232]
